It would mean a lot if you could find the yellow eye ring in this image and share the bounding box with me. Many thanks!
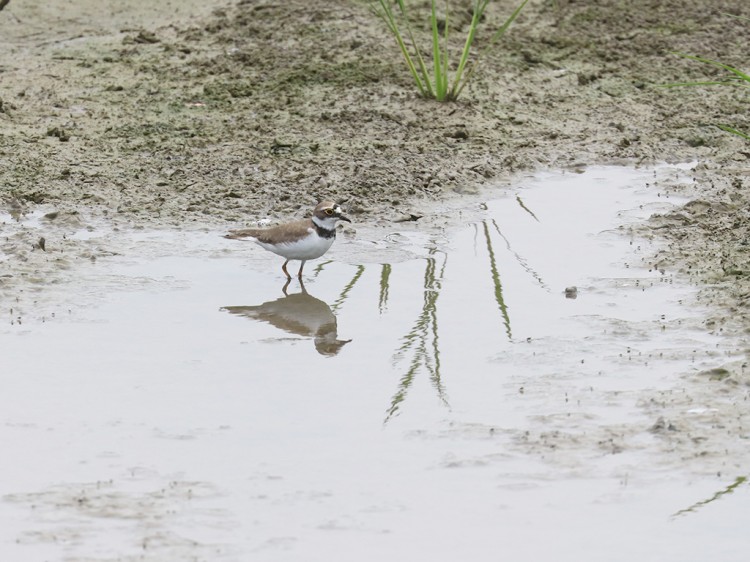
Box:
[325,209,334,216]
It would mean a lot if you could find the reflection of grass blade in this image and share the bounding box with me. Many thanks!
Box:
[515,194,540,222]
[673,475,748,518]
[386,252,449,422]
[427,253,447,406]
[311,259,333,277]
[393,257,437,358]
[330,265,365,313]
[379,263,392,314]
[482,221,512,340]
[491,219,548,290]
[385,354,421,421]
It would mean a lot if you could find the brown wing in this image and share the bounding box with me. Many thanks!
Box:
[224,227,264,240]
[225,219,313,243]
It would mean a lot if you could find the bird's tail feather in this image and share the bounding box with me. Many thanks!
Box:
[224,229,260,240]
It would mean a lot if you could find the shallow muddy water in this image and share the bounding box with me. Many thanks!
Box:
[1,166,747,561]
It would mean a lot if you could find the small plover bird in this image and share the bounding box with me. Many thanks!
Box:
[225,201,351,279]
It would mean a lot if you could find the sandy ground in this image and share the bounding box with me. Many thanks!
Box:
[1,0,749,507]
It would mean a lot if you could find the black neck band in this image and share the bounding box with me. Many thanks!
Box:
[313,222,336,239]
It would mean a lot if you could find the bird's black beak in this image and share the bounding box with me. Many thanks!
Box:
[335,206,351,223]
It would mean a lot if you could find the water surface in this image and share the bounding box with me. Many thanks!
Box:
[1,166,746,562]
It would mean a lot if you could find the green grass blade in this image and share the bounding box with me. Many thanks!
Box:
[397,1,435,97]
[374,0,527,101]
[374,0,429,97]
[454,0,529,100]
[430,0,444,100]
[441,0,450,99]
[723,12,750,24]
[487,0,529,44]
[716,124,750,141]
[406,41,435,97]
[449,0,487,99]
[673,52,750,85]
[662,79,741,88]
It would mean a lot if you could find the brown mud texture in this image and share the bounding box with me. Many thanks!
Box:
[0,0,749,333]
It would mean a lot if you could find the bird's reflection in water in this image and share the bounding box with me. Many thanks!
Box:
[221,279,351,356]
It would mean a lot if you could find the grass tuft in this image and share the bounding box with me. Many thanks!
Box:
[371,0,528,102]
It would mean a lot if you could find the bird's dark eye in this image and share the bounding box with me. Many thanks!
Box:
[325,209,334,216]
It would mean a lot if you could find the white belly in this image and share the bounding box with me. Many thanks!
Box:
[256,233,334,261]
